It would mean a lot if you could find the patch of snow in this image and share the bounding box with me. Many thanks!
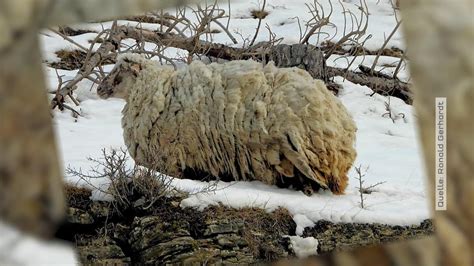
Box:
[287,236,319,258]
[293,214,315,236]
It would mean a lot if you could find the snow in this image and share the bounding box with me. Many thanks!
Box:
[39,0,430,238]
[287,236,319,258]
[0,222,78,265]
[293,214,316,236]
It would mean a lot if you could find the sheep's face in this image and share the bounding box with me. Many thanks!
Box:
[97,59,142,100]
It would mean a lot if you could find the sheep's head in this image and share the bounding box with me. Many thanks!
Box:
[97,58,142,100]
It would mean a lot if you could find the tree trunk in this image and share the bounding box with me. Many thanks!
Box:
[0,0,195,237]
[0,30,64,236]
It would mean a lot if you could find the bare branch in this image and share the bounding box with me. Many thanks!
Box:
[48,28,89,52]
[369,20,402,74]
[301,0,333,44]
[325,0,369,60]
[249,0,268,47]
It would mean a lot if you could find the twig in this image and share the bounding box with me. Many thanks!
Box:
[325,0,369,60]
[301,0,333,44]
[51,23,123,110]
[249,0,267,47]
[369,20,402,74]
[48,28,89,52]
[392,53,405,80]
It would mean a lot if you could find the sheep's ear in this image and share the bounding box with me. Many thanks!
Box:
[130,63,141,77]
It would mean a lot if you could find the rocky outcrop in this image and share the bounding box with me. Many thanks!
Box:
[303,219,434,253]
[57,186,434,265]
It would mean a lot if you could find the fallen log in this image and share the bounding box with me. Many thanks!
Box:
[50,25,412,109]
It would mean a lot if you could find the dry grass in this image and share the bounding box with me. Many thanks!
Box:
[51,49,87,70]
[250,9,269,19]
[64,150,296,261]
[50,49,115,70]
[64,183,92,209]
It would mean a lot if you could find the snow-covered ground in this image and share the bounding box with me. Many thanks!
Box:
[40,0,430,237]
[0,222,78,265]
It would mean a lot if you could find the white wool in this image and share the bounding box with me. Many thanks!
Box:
[112,56,357,194]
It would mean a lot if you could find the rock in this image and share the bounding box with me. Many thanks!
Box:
[216,247,255,264]
[129,216,190,251]
[60,187,433,265]
[216,234,247,248]
[204,220,244,236]
[139,237,196,264]
[303,219,434,253]
[112,223,130,245]
[76,236,130,265]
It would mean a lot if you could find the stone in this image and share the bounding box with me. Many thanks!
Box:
[76,237,130,265]
[130,216,190,251]
[204,220,244,236]
[216,234,247,248]
[139,237,196,264]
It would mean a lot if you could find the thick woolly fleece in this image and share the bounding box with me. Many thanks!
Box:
[118,55,357,194]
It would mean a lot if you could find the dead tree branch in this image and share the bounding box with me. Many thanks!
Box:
[300,0,333,44]
[325,0,369,60]
[369,20,402,74]
[51,23,123,110]
[327,65,412,103]
[51,19,412,111]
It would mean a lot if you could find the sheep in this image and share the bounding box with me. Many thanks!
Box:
[97,54,357,195]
